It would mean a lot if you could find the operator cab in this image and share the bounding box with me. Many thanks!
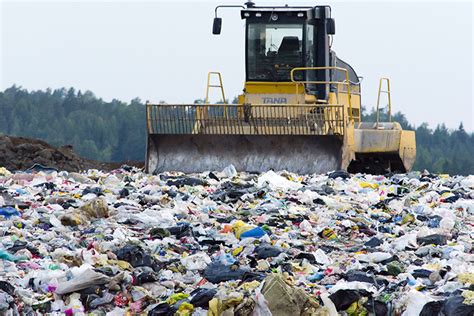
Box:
[242,8,313,82]
[213,2,359,101]
[240,6,336,100]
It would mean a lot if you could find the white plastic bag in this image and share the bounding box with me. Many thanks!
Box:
[222,165,237,178]
[401,290,434,316]
[251,285,272,316]
[257,171,302,191]
[56,268,110,295]
[356,252,392,263]
[181,253,211,271]
[320,293,338,316]
[314,249,331,265]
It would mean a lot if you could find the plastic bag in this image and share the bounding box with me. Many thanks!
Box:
[356,252,392,263]
[55,268,109,295]
[251,286,272,316]
[222,165,237,178]
[402,290,434,316]
[0,207,20,218]
[257,171,302,191]
[181,253,211,271]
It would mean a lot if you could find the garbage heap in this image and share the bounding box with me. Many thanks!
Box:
[0,135,141,172]
[0,165,473,315]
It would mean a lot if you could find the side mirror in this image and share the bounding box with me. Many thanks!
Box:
[213,17,222,35]
[327,18,335,35]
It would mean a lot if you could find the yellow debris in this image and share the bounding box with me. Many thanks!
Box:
[167,293,189,305]
[0,167,12,176]
[232,220,253,239]
[462,290,474,305]
[239,280,261,291]
[232,246,243,256]
[108,260,132,270]
[360,182,378,189]
[176,302,194,315]
[458,273,474,284]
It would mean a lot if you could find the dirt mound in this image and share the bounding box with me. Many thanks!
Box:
[0,135,143,172]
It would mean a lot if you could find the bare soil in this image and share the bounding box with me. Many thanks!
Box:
[0,135,144,172]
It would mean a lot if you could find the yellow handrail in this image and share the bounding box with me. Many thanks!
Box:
[205,72,226,104]
[147,103,346,136]
[376,77,392,124]
[290,66,354,122]
[204,71,228,122]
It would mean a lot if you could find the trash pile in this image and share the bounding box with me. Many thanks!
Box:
[0,165,473,315]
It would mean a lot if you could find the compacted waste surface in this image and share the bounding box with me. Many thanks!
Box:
[0,165,473,315]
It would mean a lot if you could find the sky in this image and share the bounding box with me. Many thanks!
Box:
[1,0,473,131]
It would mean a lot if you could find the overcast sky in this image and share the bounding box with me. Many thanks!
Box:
[1,0,473,131]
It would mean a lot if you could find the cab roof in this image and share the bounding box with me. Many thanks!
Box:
[240,6,331,20]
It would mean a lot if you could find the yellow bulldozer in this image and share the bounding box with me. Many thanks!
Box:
[145,2,416,174]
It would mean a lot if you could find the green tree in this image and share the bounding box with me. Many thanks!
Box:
[1,87,472,175]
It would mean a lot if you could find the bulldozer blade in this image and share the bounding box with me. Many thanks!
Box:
[146,134,343,174]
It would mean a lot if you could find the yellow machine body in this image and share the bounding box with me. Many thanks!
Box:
[146,70,416,174]
[145,4,416,174]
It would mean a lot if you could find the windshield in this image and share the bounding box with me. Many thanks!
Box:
[247,23,304,81]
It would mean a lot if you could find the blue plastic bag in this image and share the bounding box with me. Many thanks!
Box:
[0,207,20,218]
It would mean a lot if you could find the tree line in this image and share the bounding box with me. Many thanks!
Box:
[0,86,472,175]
